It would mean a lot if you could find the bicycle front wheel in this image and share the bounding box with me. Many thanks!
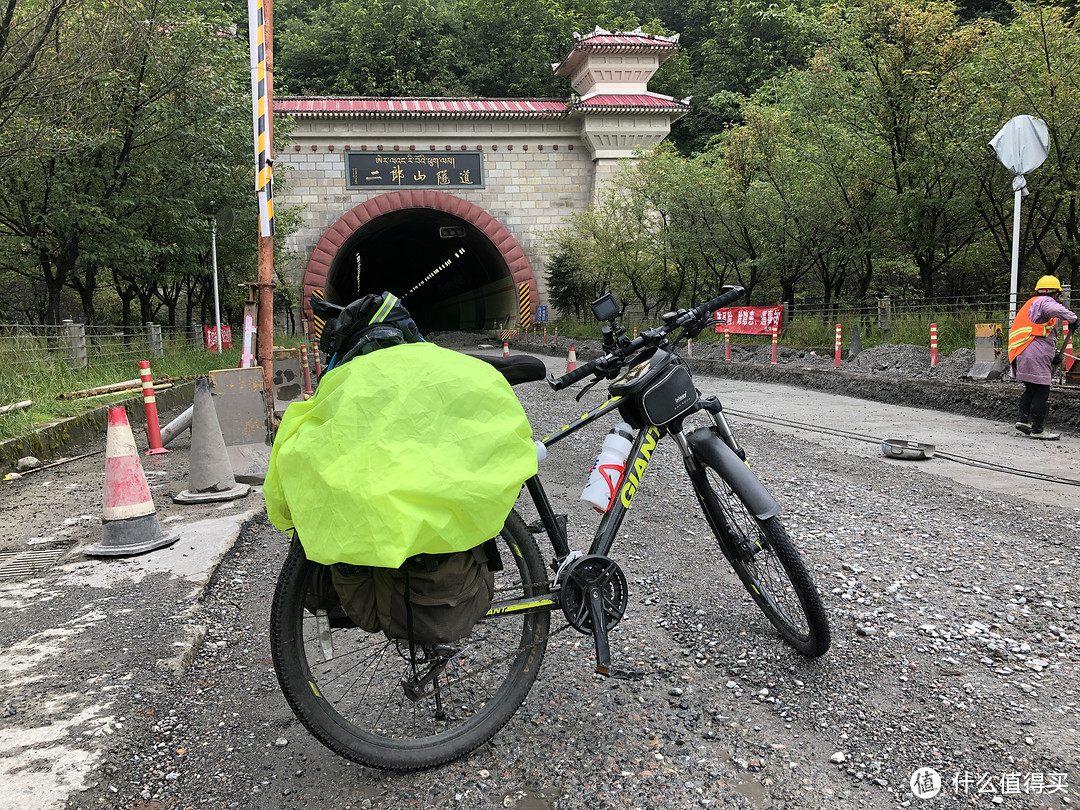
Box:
[696,465,831,657]
[269,510,551,770]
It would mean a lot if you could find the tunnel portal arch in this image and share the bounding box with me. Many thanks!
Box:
[302,191,536,333]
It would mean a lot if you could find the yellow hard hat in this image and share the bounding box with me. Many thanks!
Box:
[1035,275,1062,292]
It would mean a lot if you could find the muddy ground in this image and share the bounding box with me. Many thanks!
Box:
[449,331,1080,433]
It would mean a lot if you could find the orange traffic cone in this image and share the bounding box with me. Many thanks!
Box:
[85,406,179,556]
[566,346,578,373]
[502,342,510,357]
[174,378,251,504]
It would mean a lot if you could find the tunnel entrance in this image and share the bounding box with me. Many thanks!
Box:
[302,191,536,333]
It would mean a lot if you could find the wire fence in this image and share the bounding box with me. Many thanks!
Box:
[0,322,205,375]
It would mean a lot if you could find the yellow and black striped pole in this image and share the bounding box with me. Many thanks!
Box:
[518,282,532,332]
[248,0,274,237]
[310,288,326,343]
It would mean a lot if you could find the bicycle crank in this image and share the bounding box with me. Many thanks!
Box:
[560,555,640,680]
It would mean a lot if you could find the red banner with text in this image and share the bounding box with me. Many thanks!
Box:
[713,306,783,335]
[204,325,233,351]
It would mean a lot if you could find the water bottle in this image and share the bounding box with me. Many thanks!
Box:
[580,422,634,512]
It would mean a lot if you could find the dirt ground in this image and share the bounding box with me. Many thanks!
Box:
[1,335,1079,810]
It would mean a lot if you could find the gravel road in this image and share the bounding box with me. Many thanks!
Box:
[1,338,1078,810]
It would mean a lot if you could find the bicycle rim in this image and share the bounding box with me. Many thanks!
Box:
[270,511,551,769]
[701,466,831,657]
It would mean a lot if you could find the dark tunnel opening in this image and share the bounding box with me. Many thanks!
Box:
[322,209,520,332]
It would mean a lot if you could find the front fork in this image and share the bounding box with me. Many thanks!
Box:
[672,398,754,562]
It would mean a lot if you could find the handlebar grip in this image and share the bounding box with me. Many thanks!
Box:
[698,286,745,317]
[547,357,602,390]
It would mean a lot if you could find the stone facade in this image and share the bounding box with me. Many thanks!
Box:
[273,28,687,319]
[275,118,595,307]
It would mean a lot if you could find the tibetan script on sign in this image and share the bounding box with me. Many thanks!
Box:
[346,152,484,188]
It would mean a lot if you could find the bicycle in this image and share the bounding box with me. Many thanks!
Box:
[269,285,831,770]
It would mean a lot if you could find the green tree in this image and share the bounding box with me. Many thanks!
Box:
[962,2,1080,291]
[790,0,988,297]
[276,0,465,96]
[0,0,272,325]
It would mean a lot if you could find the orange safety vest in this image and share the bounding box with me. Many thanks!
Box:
[1008,297,1057,363]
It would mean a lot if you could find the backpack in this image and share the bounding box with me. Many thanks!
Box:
[310,291,425,369]
[294,291,503,645]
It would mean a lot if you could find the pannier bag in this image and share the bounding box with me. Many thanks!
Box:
[266,292,537,645]
[330,546,494,644]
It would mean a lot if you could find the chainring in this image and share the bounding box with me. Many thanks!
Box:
[560,554,629,634]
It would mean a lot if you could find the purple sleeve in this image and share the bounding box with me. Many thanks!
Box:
[1029,296,1078,324]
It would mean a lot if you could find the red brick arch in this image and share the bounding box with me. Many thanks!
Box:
[301,190,536,317]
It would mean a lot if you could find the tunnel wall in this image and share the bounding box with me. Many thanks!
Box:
[299,190,537,324]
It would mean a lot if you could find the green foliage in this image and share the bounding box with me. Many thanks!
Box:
[553,0,1080,322]
[0,0,299,329]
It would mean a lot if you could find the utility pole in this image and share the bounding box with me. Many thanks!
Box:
[249,0,275,397]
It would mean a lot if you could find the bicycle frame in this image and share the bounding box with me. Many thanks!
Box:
[486,394,673,623]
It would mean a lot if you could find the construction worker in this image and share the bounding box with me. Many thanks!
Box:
[1007,275,1078,440]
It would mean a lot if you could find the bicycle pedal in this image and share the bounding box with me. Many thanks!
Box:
[526,519,545,534]
[596,664,644,681]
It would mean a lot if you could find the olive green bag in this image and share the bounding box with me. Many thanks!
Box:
[318,545,494,644]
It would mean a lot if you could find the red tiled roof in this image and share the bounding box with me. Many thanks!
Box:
[275,98,567,118]
[552,27,679,77]
[573,31,679,50]
[571,94,691,116]
[576,94,687,108]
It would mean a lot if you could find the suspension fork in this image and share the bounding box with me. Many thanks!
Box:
[671,419,743,564]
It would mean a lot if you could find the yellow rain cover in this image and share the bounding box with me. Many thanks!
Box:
[264,343,537,568]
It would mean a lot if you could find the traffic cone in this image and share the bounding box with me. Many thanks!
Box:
[85,406,179,556]
[566,346,578,373]
[174,378,251,504]
[502,342,510,357]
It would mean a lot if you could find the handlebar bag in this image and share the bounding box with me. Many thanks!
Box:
[264,341,538,569]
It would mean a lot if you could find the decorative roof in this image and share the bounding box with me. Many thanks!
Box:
[552,27,680,77]
[571,93,691,115]
[277,94,691,120]
[276,97,567,119]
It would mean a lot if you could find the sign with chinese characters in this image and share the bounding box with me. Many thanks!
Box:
[713,306,783,335]
[204,325,233,351]
[346,152,484,188]
[536,305,548,323]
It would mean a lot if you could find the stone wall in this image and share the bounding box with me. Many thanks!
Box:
[274,117,598,305]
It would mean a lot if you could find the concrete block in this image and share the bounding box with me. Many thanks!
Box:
[208,367,271,484]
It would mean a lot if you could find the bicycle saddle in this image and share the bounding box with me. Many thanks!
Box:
[470,354,547,386]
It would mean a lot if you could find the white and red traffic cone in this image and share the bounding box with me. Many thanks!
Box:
[85,406,179,556]
[502,342,510,358]
[566,346,578,373]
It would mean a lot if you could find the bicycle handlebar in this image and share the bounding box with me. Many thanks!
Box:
[547,286,745,390]
[546,356,605,391]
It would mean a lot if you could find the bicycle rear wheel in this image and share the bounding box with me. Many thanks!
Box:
[269,510,551,770]
[695,465,831,657]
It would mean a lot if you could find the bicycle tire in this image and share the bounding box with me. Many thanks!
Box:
[696,465,831,657]
[269,510,551,770]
